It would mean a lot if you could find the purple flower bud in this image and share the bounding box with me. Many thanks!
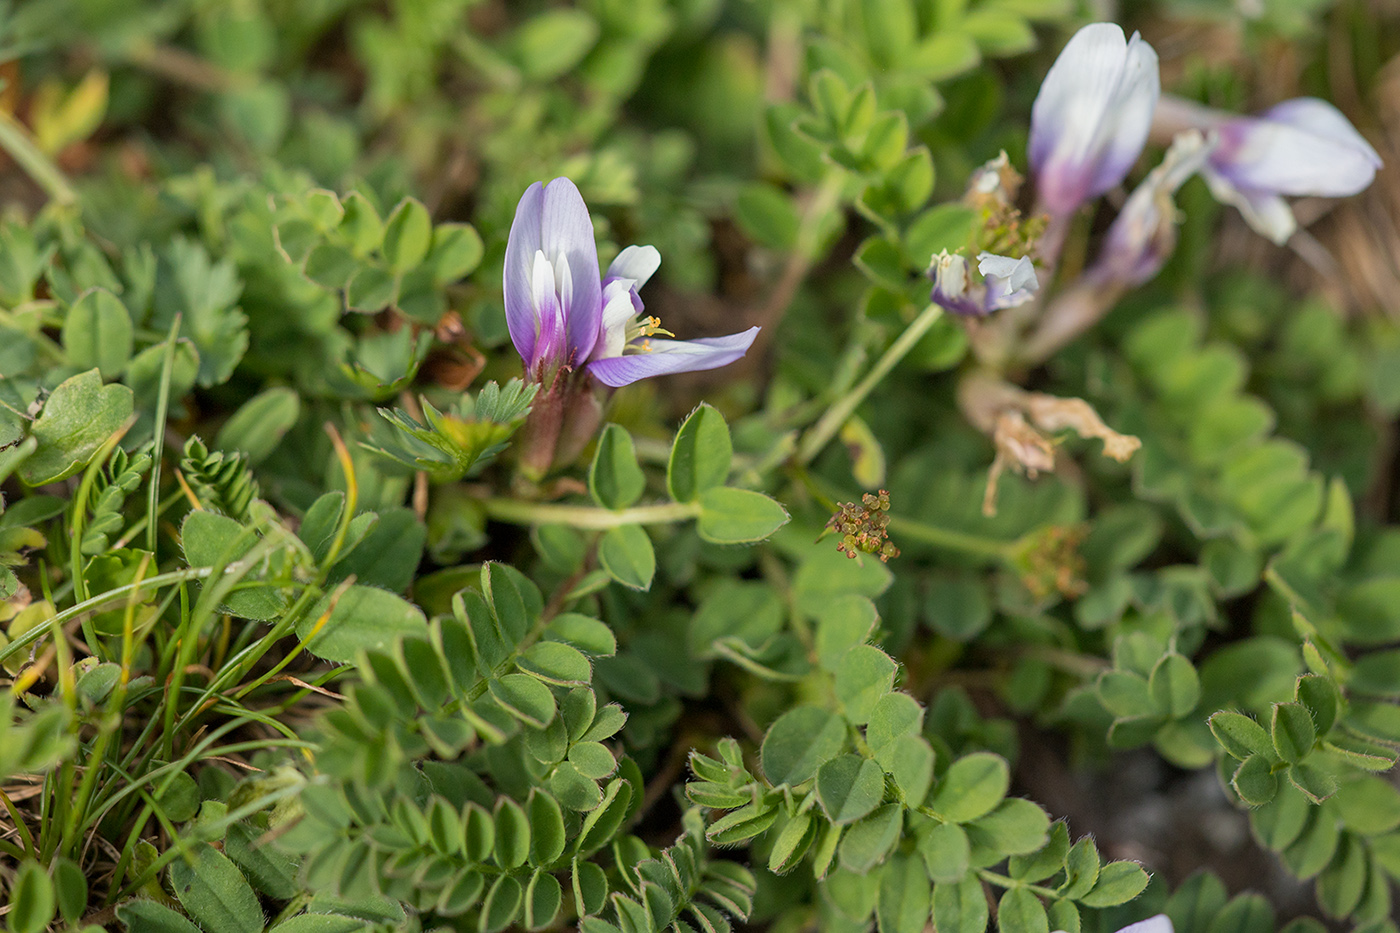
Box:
[1202,97,1381,244]
[930,251,1039,316]
[1029,23,1161,219]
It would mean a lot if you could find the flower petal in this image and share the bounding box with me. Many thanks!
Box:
[1202,167,1297,244]
[978,253,1039,311]
[586,327,760,387]
[1112,916,1173,933]
[1215,99,1379,197]
[540,178,602,362]
[597,280,639,360]
[1265,98,1381,167]
[1030,23,1160,215]
[607,244,661,287]
[503,181,544,365]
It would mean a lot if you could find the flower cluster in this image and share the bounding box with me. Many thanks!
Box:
[825,490,900,562]
[1029,21,1378,273]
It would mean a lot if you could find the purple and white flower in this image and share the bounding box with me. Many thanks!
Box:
[1201,97,1381,244]
[930,251,1039,317]
[505,177,758,388]
[1029,23,1161,219]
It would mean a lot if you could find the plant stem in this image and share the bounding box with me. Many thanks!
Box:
[481,497,701,529]
[0,567,216,667]
[885,514,1013,561]
[0,111,78,206]
[796,302,945,466]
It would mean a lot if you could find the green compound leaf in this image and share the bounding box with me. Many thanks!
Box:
[668,403,733,502]
[489,673,557,729]
[426,222,484,285]
[998,887,1049,933]
[518,640,592,686]
[833,644,897,725]
[1149,652,1200,718]
[1232,754,1279,806]
[697,487,789,544]
[10,860,56,933]
[598,524,655,591]
[838,802,903,873]
[1288,762,1338,804]
[929,752,1009,823]
[1079,860,1150,908]
[1272,702,1317,764]
[297,585,428,662]
[63,287,133,378]
[1209,710,1276,761]
[760,705,848,786]
[215,386,300,465]
[933,876,989,933]
[876,854,931,933]
[381,197,433,273]
[1295,674,1339,736]
[52,856,87,924]
[589,424,645,509]
[169,843,263,933]
[816,754,886,825]
[918,820,971,883]
[21,369,134,486]
[117,900,205,933]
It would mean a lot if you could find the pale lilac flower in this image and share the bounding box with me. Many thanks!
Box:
[930,251,1038,317]
[505,178,758,388]
[1201,97,1381,244]
[1094,130,1214,287]
[1030,23,1160,219]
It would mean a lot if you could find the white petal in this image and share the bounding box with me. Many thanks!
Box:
[607,244,661,287]
[977,253,1038,294]
[1203,166,1297,244]
[554,250,573,314]
[597,280,637,360]
[1114,915,1173,933]
[1264,98,1381,167]
[530,249,556,316]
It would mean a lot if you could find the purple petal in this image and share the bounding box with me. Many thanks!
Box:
[503,181,544,365]
[1214,99,1380,198]
[1030,23,1160,215]
[540,178,602,362]
[586,327,760,388]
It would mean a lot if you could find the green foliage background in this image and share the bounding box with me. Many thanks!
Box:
[2,1,1400,932]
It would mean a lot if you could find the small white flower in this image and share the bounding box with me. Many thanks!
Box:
[930,251,1038,316]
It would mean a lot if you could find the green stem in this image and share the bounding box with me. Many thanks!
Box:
[977,869,1061,899]
[885,514,1013,561]
[796,302,945,465]
[0,111,78,206]
[481,497,701,529]
[0,567,216,667]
